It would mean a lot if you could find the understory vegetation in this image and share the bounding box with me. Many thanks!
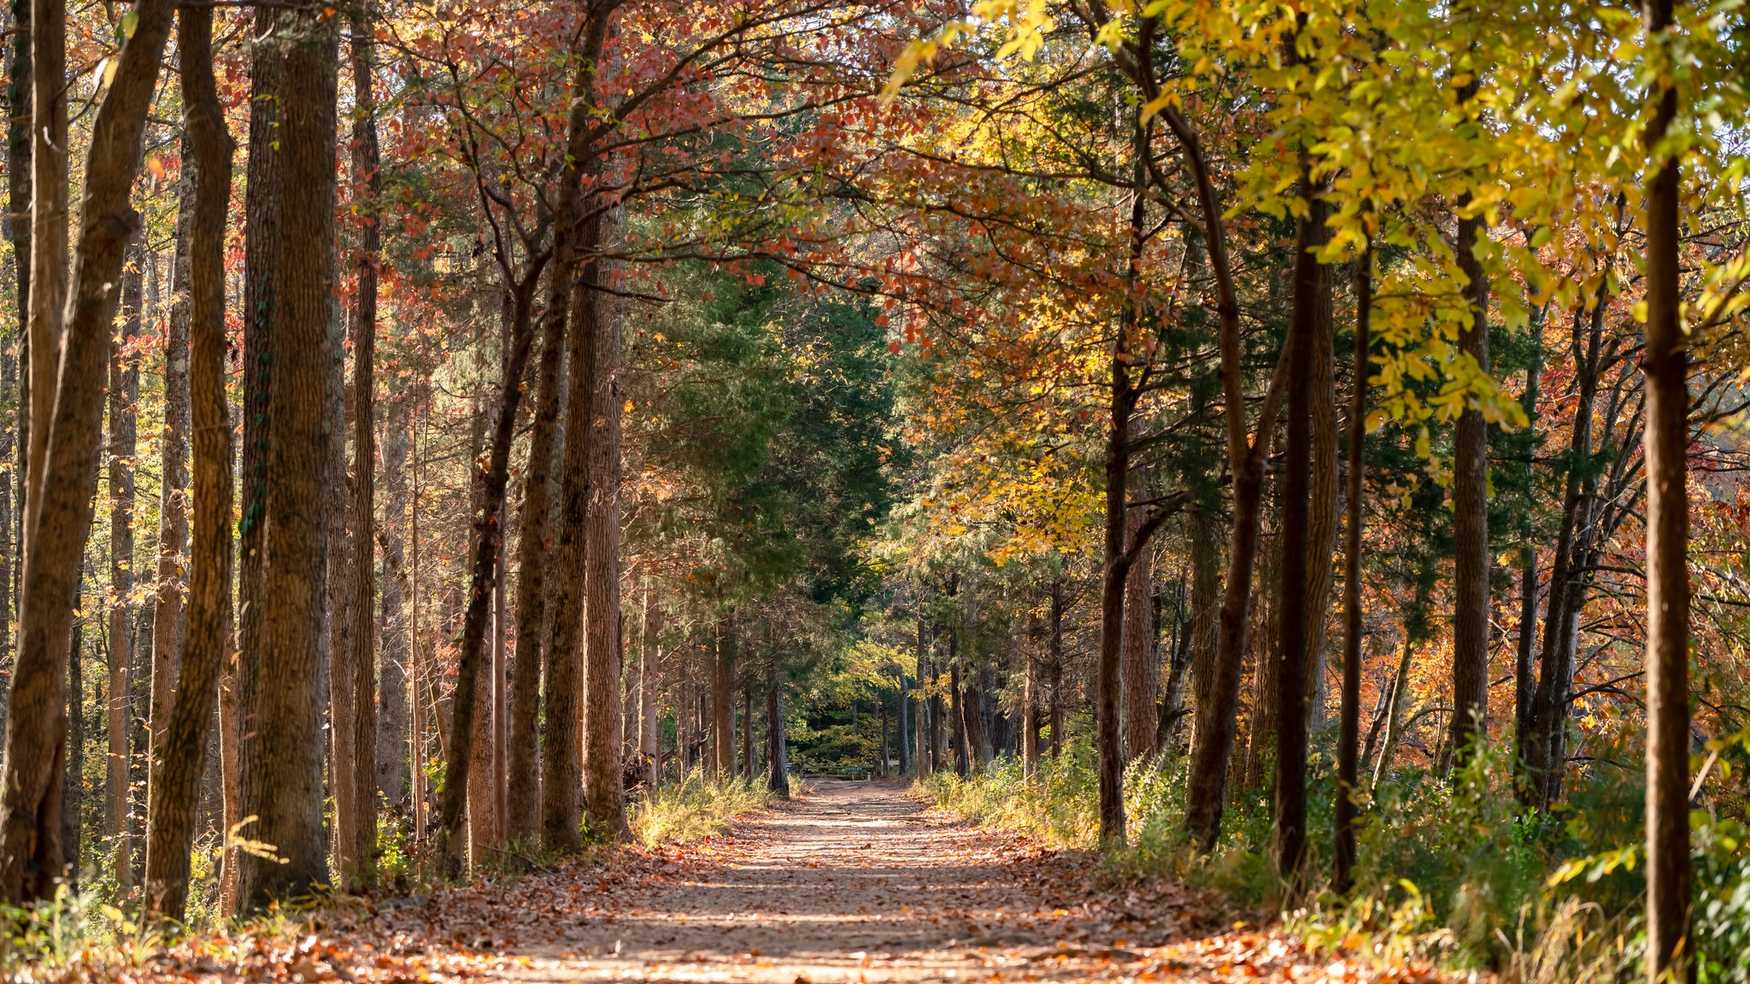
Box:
[924,731,1750,982]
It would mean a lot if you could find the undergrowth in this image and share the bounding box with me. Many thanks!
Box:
[627,770,793,848]
[921,732,1750,982]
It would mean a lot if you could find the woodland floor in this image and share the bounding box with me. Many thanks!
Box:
[130,781,1455,983]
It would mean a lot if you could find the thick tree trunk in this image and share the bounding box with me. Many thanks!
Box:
[141,6,233,917]
[0,0,173,903]
[235,0,338,911]
[1640,3,1690,974]
[106,235,142,889]
[581,213,627,839]
[539,9,614,847]
[1334,238,1370,895]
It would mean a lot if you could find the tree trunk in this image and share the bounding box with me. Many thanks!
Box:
[1523,289,1606,806]
[766,656,788,797]
[538,8,615,847]
[1272,175,1326,892]
[0,0,174,903]
[1513,316,1543,749]
[1048,578,1064,759]
[714,613,735,778]
[949,663,969,777]
[376,399,410,807]
[141,5,234,916]
[1370,634,1414,793]
[1024,601,1043,779]
[235,0,338,911]
[347,3,382,884]
[1121,509,1156,764]
[0,0,30,748]
[1449,77,1492,765]
[438,271,550,870]
[150,176,192,801]
[106,234,142,889]
[62,599,82,889]
[1334,238,1371,895]
[325,250,360,883]
[1639,3,1690,973]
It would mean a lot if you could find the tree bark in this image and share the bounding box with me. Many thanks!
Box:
[106,234,142,890]
[1640,2,1690,974]
[539,7,615,848]
[0,0,29,749]
[1334,237,1371,895]
[376,398,411,807]
[1273,176,1326,892]
[346,1,382,884]
[0,0,174,903]
[713,613,735,778]
[1449,79,1492,765]
[1121,508,1156,764]
[150,178,191,795]
[235,0,339,911]
[142,4,233,916]
[1048,578,1064,759]
[438,272,549,870]
[766,655,788,797]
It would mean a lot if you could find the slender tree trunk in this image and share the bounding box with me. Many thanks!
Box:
[1,0,30,746]
[638,585,658,789]
[235,0,339,910]
[325,254,360,883]
[1048,578,1064,759]
[439,274,549,870]
[376,399,410,807]
[347,2,382,884]
[1334,237,1371,895]
[1121,509,1156,763]
[142,7,233,915]
[106,235,142,889]
[150,180,192,799]
[63,599,82,889]
[1524,290,1606,805]
[1273,175,1326,892]
[766,655,788,797]
[1640,3,1690,974]
[714,613,735,778]
[0,0,174,903]
[1449,78,1492,765]
[1370,634,1414,793]
[1513,316,1543,748]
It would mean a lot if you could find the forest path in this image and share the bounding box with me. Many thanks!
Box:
[499,778,1188,982]
[268,780,1441,983]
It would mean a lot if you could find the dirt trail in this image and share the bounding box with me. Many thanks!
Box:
[498,779,1182,982]
[158,781,1439,982]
